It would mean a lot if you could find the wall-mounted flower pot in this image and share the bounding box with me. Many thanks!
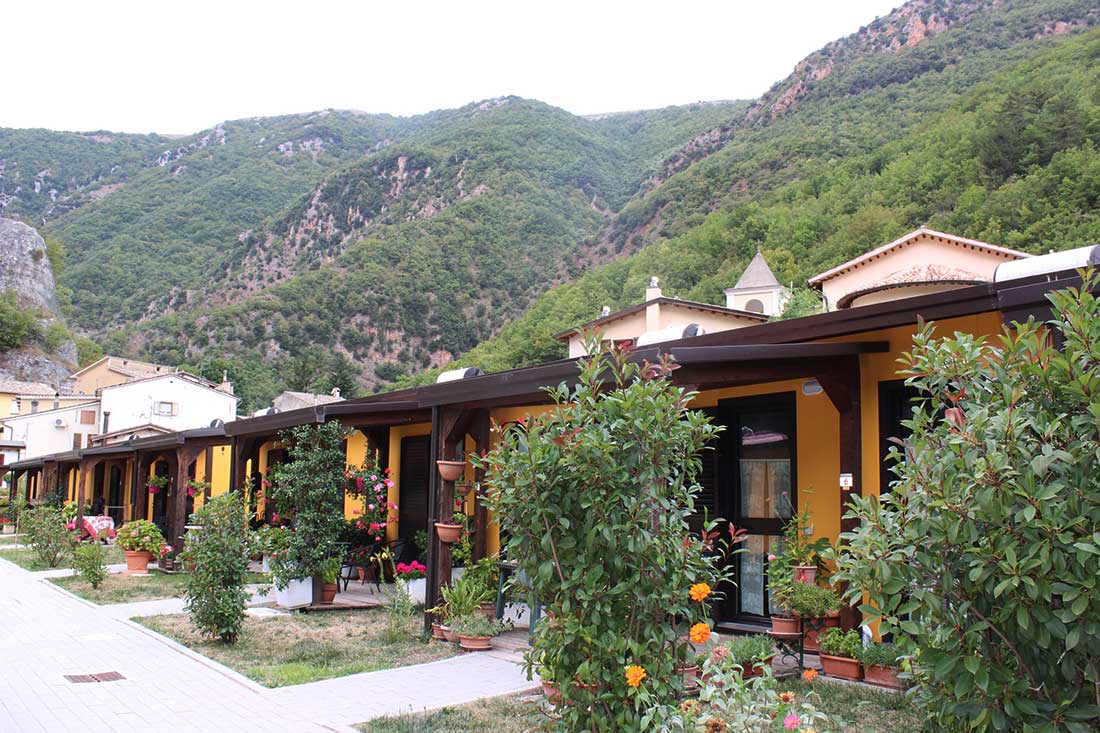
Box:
[455,482,472,498]
[436,460,467,482]
[435,522,463,543]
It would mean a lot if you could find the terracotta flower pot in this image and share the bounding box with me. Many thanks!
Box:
[741,655,774,678]
[865,664,903,689]
[541,680,562,703]
[123,550,153,575]
[441,625,459,643]
[455,482,472,497]
[435,522,463,544]
[820,654,863,681]
[458,634,491,651]
[675,664,700,689]
[357,567,367,582]
[803,613,840,653]
[436,460,467,482]
[770,615,800,634]
[794,565,817,584]
[319,583,338,604]
[478,601,496,619]
[430,622,447,641]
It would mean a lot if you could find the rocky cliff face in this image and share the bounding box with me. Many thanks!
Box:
[0,217,77,383]
[0,218,60,312]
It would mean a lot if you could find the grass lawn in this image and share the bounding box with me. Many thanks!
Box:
[136,608,459,687]
[360,695,547,733]
[0,543,124,571]
[0,534,21,546]
[51,570,269,605]
[358,679,919,733]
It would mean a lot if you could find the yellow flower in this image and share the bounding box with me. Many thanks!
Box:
[690,582,712,602]
[689,622,711,644]
[625,664,647,688]
[802,668,818,681]
[780,691,796,703]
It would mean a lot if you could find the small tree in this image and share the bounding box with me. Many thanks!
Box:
[476,340,725,731]
[834,273,1100,731]
[22,507,74,568]
[73,543,107,589]
[181,493,251,643]
[268,422,347,583]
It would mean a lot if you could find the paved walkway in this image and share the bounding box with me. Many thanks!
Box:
[0,558,537,732]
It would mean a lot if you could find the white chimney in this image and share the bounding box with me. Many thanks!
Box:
[645,276,662,302]
[217,369,234,395]
[600,305,611,317]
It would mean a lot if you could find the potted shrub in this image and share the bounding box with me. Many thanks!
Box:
[395,559,427,600]
[146,474,169,495]
[818,628,863,681]
[116,519,166,575]
[464,556,499,618]
[788,583,840,653]
[0,517,12,535]
[451,613,508,651]
[767,566,800,634]
[438,575,488,642]
[319,557,341,604]
[862,642,905,689]
[724,634,776,678]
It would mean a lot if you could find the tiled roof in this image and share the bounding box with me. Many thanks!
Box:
[0,380,57,396]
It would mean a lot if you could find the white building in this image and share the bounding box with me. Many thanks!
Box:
[1,372,238,458]
[724,248,791,316]
[1,401,101,459]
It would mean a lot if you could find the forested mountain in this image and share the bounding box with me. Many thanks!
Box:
[2,0,1098,409]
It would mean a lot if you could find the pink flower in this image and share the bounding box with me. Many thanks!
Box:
[784,715,800,730]
[370,475,378,482]
[272,513,280,522]
[374,535,381,541]
[369,523,380,531]
[768,554,777,562]
[368,503,375,510]
[374,483,384,491]
[356,476,364,491]
[384,478,394,488]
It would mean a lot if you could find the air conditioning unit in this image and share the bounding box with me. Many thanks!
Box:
[53,418,66,428]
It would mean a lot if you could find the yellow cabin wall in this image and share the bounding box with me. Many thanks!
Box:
[483,405,554,558]
[386,423,432,542]
[343,430,368,521]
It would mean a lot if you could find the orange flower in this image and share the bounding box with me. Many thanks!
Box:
[689,583,712,602]
[780,691,796,703]
[624,664,647,688]
[802,668,818,681]
[689,622,711,644]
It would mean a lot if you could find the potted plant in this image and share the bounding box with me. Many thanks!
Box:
[116,519,166,575]
[434,519,463,544]
[146,474,170,495]
[450,613,508,651]
[788,583,840,653]
[0,517,12,535]
[438,575,489,642]
[395,559,427,600]
[319,557,341,604]
[724,633,776,678]
[185,479,210,498]
[861,642,905,689]
[818,628,863,681]
[454,480,473,498]
[464,556,499,618]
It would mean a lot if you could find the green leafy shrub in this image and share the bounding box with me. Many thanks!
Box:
[181,493,251,643]
[787,583,839,618]
[0,291,42,351]
[861,642,902,668]
[684,664,829,732]
[72,543,107,589]
[450,614,508,638]
[818,628,862,659]
[115,519,166,555]
[268,422,347,586]
[22,507,74,568]
[438,574,489,622]
[721,634,776,668]
[476,340,725,730]
[834,274,1100,729]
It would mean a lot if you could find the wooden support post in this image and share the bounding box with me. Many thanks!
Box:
[471,410,491,561]
[203,448,214,501]
[171,445,207,551]
[817,358,863,630]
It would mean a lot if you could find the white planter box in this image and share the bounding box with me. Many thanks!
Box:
[274,578,313,608]
[262,555,271,574]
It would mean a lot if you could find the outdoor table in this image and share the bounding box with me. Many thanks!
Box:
[81,516,115,542]
[494,560,542,637]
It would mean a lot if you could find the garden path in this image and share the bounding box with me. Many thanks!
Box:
[0,557,537,732]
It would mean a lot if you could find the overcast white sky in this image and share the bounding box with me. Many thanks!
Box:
[4,0,901,135]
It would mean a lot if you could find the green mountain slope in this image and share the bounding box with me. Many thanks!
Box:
[400,5,1100,383]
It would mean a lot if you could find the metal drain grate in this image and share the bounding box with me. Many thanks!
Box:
[64,671,125,683]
